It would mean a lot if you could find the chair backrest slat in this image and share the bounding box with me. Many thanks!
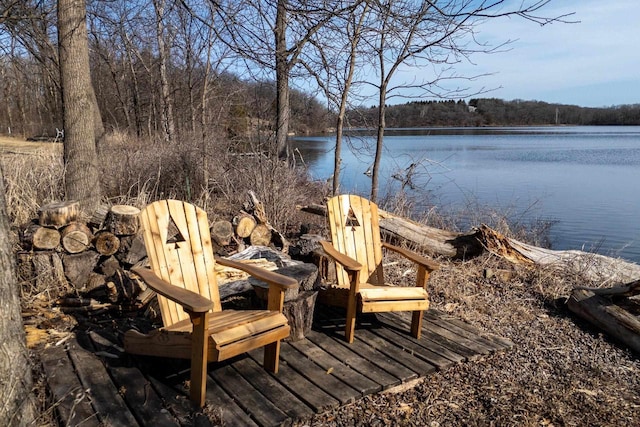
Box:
[327,195,384,286]
[139,200,221,327]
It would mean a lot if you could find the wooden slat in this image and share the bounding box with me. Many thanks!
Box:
[359,286,428,301]
[109,366,180,426]
[353,328,437,375]
[195,203,222,311]
[248,350,340,413]
[232,357,314,419]
[313,309,419,382]
[361,299,430,313]
[381,312,485,360]
[425,310,515,350]
[305,330,401,388]
[147,377,214,427]
[278,343,361,405]
[40,344,99,427]
[210,363,290,427]
[366,322,458,369]
[201,377,259,427]
[289,339,381,395]
[210,313,288,346]
[68,339,140,426]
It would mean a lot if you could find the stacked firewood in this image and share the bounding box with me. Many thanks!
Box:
[212,190,289,254]
[17,201,152,314]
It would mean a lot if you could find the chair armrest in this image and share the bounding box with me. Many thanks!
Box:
[382,242,439,272]
[215,257,298,290]
[131,266,213,314]
[319,241,363,273]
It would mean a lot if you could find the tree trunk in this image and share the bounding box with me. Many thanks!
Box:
[153,0,175,144]
[0,166,36,425]
[274,0,290,159]
[58,0,102,215]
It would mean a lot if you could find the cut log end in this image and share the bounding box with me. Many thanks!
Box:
[106,205,141,236]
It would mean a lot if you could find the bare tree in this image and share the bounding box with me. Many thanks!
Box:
[58,0,102,213]
[364,0,572,201]
[153,0,176,143]
[0,165,36,426]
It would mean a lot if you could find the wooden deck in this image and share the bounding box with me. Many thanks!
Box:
[41,306,513,426]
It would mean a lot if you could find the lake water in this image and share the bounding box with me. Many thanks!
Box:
[290,126,640,263]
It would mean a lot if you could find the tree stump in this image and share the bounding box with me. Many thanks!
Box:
[38,200,80,227]
[22,223,61,250]
[251,263,320,341]
[105,205,140,236]
[61,222,93,254]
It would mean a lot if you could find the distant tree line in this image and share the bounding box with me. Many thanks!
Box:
[346,98,640,128]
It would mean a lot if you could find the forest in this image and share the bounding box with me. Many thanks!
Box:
[348,98,640,128]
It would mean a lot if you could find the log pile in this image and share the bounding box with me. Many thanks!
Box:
[213,190,289,254]
[17,201,150,313]
[17,193,293,315]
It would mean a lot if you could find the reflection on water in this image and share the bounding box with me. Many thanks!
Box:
[290,126,640,263]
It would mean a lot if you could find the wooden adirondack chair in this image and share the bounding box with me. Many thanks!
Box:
[319,194,439,343]
[124,200,297,406]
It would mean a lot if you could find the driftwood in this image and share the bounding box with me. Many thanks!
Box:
[568,288,640,354]
[476,225,640,285]
[575,279,640,298]
[299,204,640,285]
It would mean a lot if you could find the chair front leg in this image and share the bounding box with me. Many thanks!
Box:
[345,270,361,343]
[411,265,431,339]
[189,311,209,407]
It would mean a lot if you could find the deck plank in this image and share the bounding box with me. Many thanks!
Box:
[425,310,515,350]
[210,362,290,427]
[313,309,420,382]
[249,350,340,413]
[43,308,513,427]
[367,320,458,369]
[279,343,362,405]
[289,338,381,395]
[67,338,140,426]
[305,331,401,388]
[231,356,315,419]
[110,366,180,426]
[202,376,259,427]
[40,343,99,427]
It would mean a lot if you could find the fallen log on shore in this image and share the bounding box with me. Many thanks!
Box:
[299,204,640,284]
[298,203,483,258]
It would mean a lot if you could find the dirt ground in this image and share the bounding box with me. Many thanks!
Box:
[294,254,640,427]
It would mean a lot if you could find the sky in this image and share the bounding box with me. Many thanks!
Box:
[385,0,640,108]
